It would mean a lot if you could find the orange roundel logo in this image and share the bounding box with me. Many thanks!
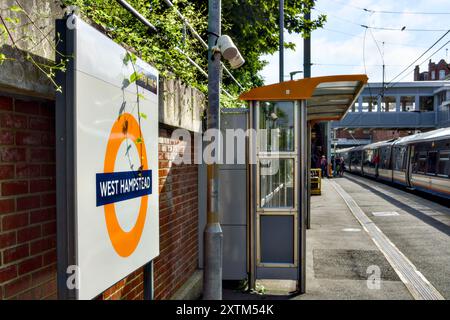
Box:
[100,113,149,257]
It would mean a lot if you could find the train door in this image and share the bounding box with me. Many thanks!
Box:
[406,145,413,187]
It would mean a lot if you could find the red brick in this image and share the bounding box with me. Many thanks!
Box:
[0,96,13,111]
[41,133,55,147]
[1,148,26,162]
[40,193,56,207]
[18,256,43,275]
[31,264,55,286]
[3,275,31,298]
[28,148,54,162]
[14,100,40,115]
[40,164,55,177]
[0,130,14,145]
[0,231,16,249]
[30,237,56,255]
[42,221,56,236]
[16,131,41,145]
[16,164,40,178]
[17,195,41,211]
[0,198,15,214]
[0,113,27,129]
[2,212,28,231]
[0,165,14,179]
[29,117,53,131]
[1,181,28,196]
[30,207,55,224]
[2,243,29,264]
[42,250,56,265]
[39,102,54,117]
[0,265,17,283]
[17,225,41,243]
[30,179,55,193]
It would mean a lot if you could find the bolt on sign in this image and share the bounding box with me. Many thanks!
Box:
[55,15,159,300]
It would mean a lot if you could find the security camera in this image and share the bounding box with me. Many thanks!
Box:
[215,35,245,69]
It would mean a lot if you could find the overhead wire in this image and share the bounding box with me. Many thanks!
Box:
[388,39,450,88]
[384,29,450,86]
[328,0,450,15]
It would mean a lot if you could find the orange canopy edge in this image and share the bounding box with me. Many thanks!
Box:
[239,74,368,101]
[239,74,368,122]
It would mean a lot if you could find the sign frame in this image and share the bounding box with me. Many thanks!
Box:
[55,15,159,300]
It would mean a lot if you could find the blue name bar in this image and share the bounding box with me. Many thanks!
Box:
[96,170,152,207]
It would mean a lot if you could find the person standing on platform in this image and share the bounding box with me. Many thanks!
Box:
[320,155,328,178]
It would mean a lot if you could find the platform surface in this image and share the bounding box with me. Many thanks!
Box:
[223,174,450,300]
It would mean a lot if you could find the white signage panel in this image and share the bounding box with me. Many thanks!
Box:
[67,17,159,299]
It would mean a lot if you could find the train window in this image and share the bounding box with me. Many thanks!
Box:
[416,151,427,173]
[438,151,450,177]
[379,147,390,169]
[426,152,438,175]
[393,146,405,171]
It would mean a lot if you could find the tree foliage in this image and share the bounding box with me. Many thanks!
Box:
[61,0,325,94]
[1,0,325,98]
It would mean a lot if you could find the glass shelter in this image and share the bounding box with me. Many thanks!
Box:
[233,75,368,293]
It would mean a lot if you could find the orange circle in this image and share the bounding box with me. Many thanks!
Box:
[103,113,148,257]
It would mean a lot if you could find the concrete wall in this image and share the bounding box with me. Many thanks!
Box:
[0,0,63,98]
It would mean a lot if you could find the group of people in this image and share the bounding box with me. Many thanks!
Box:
[316,155,345,178]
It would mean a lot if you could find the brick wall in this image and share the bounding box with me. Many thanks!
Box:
[371,129,410,142]
[153,127,199,300]
[0,95,57,300]
[0,94,200,300]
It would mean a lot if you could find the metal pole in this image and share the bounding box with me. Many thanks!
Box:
[203,0,223,300]
[116,0,157,33]
[279,0,284,83]
[303,11,311,78]
[304,10,311,230]
[306,123,311,229]
[298,100,307,294]
[143,261,154,300]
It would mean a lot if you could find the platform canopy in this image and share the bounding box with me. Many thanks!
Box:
[239,75,368,121]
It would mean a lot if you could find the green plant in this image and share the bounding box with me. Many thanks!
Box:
[1,0,326,103]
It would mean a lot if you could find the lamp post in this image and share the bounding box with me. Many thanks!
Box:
[279,0,284,83]
[204,0,223,300]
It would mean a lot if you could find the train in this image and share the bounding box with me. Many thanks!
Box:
[336,127,450,200]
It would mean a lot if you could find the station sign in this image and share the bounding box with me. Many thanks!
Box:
[56,16,159,300]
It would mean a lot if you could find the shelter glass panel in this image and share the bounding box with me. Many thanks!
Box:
[259,102,295,152]
[260,158,294,208]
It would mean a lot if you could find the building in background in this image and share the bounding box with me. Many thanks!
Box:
[332,81,450,150]
[414,59,450,81]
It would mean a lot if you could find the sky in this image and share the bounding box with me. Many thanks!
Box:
[259,0,450,85]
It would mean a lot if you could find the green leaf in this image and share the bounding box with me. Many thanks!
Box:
[5,17,20,25]
[9,5,24,13]
[138,112,147,120]
[124,52,137,65]
[0,53,6,65]
[136,137,143,144]
[129,71,142,84]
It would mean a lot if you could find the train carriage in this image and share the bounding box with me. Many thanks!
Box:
[339,128,450,201]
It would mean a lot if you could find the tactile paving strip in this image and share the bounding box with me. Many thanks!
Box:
[331,180,444,300]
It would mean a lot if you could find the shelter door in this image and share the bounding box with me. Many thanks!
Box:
[254,101,299,280]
